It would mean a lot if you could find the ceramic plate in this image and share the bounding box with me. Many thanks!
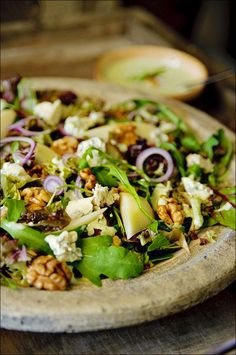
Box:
[95,46,208,101]
[1,78,235,333]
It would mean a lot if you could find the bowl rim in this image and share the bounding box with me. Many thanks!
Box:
[94,45,209,101]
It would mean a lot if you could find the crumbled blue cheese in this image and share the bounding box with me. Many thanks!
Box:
[87,215,116,237]
[64,116,91,138]
[34,100,62,126]
[182,177,213,201]
[88,111,105,126]
[65,197,93,219]
[186,154,214,173]
[150,127,168,146]
[151,181,172,209]
[45,231,82,262]
[92,183,119,207]
[159,121,176,133]
[76,137,106,167]
[0,162,31,183]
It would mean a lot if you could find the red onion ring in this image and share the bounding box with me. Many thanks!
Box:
[9,118,44,137]
[43,175,64,195]
[1,136,36,165]
[62,153,78,165]
[135,147,174,182]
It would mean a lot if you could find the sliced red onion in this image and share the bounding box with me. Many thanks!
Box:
[9,118,43,137]
[1,136,36,165]
[43,175,64,195]
[62,153,78,165]
[75,175,82,188]
[135,147,174,182]
[75,175,83,198]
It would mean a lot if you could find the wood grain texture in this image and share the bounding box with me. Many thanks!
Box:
[1,285,235,355]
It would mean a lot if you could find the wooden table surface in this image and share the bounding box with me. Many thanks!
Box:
[1,8,235,354]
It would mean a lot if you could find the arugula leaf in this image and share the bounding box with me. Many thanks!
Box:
[92,167,118,187]
[212,187,236,230]
[157,103,188,132]
[181,135,201,152]
[77,236,144,286]
[4,199,25,222]
[186,164,202,180]
[1,220,51,253]
[202,135,219,160]
[104,164,154,220]
[147,233,170,252]
[150,253,174,263]
[203,129,233,183]
[160,142,186,176]
[113,207,125,236]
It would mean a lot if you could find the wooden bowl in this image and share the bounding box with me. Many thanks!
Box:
[94,46,208,101]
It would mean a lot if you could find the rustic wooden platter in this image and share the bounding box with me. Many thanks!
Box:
[1,78,235,333]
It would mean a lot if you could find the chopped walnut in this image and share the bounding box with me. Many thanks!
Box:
[111,124,137,147]
[157,198,184,225]
[52,136,78,156]
[21,187,51,212]
[26,255,72,290]
[79,168,96,190]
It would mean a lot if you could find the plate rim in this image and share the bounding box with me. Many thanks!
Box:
[1,77,235,333]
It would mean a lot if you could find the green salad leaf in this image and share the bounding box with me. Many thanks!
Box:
[181,135,201,152]
[77,236,144,286]
[4,199,26,222]
[1,220,51,253]
[147,233,170,252]
[212,187,236,230]
[160,142,186,176]
[92,167,118,187]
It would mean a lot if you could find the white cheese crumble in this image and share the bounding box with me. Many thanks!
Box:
[0,162,31,182]
[182,177,213,201]
[65,197,94,219]
[150,127,168,146]
[92,183,119,207]
[34,100,62,126]
[76,137,106,167]
[64,116,91,138]
[186,154,214,173]
[87,215,116,237]
[45,231,82,262]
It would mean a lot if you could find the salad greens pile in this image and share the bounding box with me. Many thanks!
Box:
[0,76,235,290]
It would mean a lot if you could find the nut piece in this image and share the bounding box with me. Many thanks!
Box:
[79,168,96,190]
[26,255,72,290]
[111,124,137,147]
[52,136,78,155]
[21,187,51,212]
[157,198,184,225]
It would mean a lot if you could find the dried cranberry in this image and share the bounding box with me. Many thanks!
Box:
[126,139,149,164]
[58,91,77,105]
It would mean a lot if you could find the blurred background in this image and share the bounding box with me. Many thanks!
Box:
[1,0,235,129]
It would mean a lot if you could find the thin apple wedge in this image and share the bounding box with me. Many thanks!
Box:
[120,192,154,239]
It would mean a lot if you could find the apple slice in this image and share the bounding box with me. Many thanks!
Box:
[35,143,58,164]
[120,192,154,239]
[0,109,16,139]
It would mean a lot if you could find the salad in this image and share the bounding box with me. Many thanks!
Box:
[0,76,235,290]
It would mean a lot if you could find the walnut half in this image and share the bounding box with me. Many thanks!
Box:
[157,198,184,225]
[26,255,72,290]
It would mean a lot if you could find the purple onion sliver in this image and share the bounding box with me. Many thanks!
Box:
[9,118,44,137]
[135,147,174,182]
[62,153,78,165]
[43,175,64,195]
[0,136,36,165]
[75,175,82,188]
